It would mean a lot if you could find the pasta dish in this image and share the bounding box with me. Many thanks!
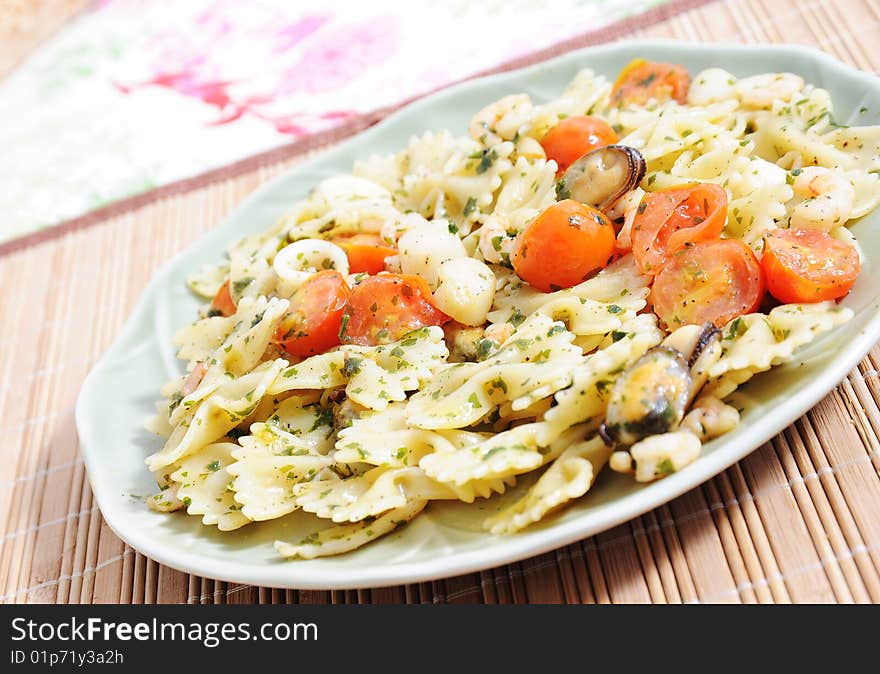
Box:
[144,59,880,559]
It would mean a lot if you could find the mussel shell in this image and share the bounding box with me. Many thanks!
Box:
[661,322,722,404]
[556,145,647,211]
[601,346,691,446]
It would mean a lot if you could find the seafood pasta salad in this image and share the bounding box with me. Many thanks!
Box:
[146,59,880,559]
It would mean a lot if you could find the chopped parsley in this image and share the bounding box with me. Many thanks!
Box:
[309,406,334,432]
[509,307,526,327]
[342,357,363,378]
[231,277,254,295]
[477,339,497,360]
[489,378,508,394]
[555,180,571,201]
[168,391,184,414]
[726,316,746,340]
[338,312,351,340]
[656,458,676,476]
[475,148,499,174]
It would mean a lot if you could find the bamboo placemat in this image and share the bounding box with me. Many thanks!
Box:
[0,0,88,79]
[3,0,880,604]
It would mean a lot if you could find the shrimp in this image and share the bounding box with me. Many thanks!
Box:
[735,72,804,109]
[790,166,855,230]
[477,213,519,264]
[469,94,533,146]
[181,362,208,396]
[484,321,515,344]
[680,395,740,442]
[605,187,646,252]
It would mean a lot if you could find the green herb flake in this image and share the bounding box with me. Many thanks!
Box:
[338,312,351,340]
[509,307,526,327]
[490,378,508,394]
[726,316,746,339]
[168,391,184,414]
[309,406,334,432]
[482,446,506,461]
[555,180,571,201]
[475,148,498,174]
[231,277,254,295]
[477,339,496,360]
[657,458,676,476]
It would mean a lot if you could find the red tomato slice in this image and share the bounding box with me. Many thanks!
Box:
[540,116,619,175]
[651,238,764,329]
[762,229,860,304]
[341,274,450,346]
[210,280,237,317]
[274,270,350,357]
[611,58,690,107]
[512,199,616,292]
[333,233,398,275]
[632,183,728,275]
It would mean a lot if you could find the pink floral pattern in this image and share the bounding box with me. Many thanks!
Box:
[115,6,392,134]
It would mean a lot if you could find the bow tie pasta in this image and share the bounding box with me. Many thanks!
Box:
[146,58,873,560]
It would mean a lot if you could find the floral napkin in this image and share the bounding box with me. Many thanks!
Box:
[0,0,668,242]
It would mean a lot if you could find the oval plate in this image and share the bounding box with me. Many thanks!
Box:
[76,40,880,590]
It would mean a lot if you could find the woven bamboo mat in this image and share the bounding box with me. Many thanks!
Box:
[0,0,88,79]
[3,0,880,604]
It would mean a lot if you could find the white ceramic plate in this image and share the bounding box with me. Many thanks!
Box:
[76,40,880,590]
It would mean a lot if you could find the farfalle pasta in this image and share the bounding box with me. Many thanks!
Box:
[146,58,877,560]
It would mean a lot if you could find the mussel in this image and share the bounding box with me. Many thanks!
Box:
[600,323,721,446]
[663,321,723,398]
[556,145,646,211]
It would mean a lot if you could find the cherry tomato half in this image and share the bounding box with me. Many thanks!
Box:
[632,183,728,275]
[512,199,616,293]
[340,274,449,346]
[651,238,764,329]
[274,270,350,357]
[761,228,860,304]
[333,233,398,275]
[611,59,690,107]
[210,280,237,317]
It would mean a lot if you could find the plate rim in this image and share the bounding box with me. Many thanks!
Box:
[76,38,880,589]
